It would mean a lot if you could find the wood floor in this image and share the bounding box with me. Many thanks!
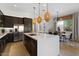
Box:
[60,41,79,56]
[1,40,79,56]
[2,41,30,56]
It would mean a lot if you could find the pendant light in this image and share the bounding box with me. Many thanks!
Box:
[57,11,59,21]
[37,3,42,24]
[54,11,58,32]
[44,3,51,22]
[33,7,36,24]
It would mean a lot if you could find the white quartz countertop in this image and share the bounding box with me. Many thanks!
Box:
[24,33,59,40]
[0,33,8,39]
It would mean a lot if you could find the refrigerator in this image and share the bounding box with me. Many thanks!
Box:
[13,24,24,42]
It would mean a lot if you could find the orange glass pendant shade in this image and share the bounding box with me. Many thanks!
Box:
[37,16,42,24]
[44,11,50,22]
[33,18,36,24]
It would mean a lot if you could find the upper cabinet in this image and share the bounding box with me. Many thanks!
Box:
[13,17,23,24]
[18,18,23,24]
[13,17,18,24]
[4,15,14,27]
[23,18,32,32]
[0,10,32,31]
[4,15,24,27]
[0,10,4,27]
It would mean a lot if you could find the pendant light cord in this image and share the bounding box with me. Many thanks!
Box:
[57,11,58,21]
[47,3,48,11]
[33,7,35,19]
[39,3,40,16]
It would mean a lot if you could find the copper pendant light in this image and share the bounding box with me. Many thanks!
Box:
[37,16,42,24]
[44,3,51,22]
[32,7,36,24]
[37,3,42,24]
[33,18,37,24]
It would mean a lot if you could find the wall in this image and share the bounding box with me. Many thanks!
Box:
[78,13,79,41]
[0,27,13,33]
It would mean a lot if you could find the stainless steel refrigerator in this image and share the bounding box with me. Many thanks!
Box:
[13,24,24,42]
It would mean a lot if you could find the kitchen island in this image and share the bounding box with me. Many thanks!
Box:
[24,33,59,56]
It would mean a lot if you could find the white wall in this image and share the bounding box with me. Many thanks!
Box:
[0,27,13,33]
[78,13,79,40]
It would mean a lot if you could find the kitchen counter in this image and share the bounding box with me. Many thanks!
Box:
[24,33,59,56]
[0,33,8,39]
[0,32,14,55]
[24,33,59,40]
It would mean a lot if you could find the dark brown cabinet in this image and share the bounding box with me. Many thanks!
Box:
[7,33,14,42]
[13,17,23,24]
[24,18,32,32]
[30,39,37,56]
[24,35,37,56]
[0,33,14,55]
[4,15,13,27]
[3,15,24,27]
[24,35,31,54]
[0,13,32,28]
[13,17,18,24]
[0,39,4,55]
[0,10,32,28]
[0,10,4,27]
[18,18,23,24]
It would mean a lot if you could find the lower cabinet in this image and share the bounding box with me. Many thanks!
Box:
[0,34,8,55]
[24,35,37,56]
[30,39,37,56]
[0,40,4,55]
[7,33,14,43]
[0,33,14,55]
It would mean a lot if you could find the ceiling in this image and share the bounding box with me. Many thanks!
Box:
[0,3,79,18]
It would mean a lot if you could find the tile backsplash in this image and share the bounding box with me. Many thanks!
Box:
[0,27,13,33]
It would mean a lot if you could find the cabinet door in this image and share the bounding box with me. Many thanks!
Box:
[24,35,37,56]
[13,17,18,24]
[18,18,23,24]
[7,33,14,42]
[24,18,32,32]
[30,39,37,56]
[24,35,31,54]
[4,16,13,27]
[0,15,2,27]
[0,10,4,27]
[0,40,4,54]
[13,17,23,24]
[0,34,8,54]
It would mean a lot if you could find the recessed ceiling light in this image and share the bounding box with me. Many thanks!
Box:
[14,4,17,7]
